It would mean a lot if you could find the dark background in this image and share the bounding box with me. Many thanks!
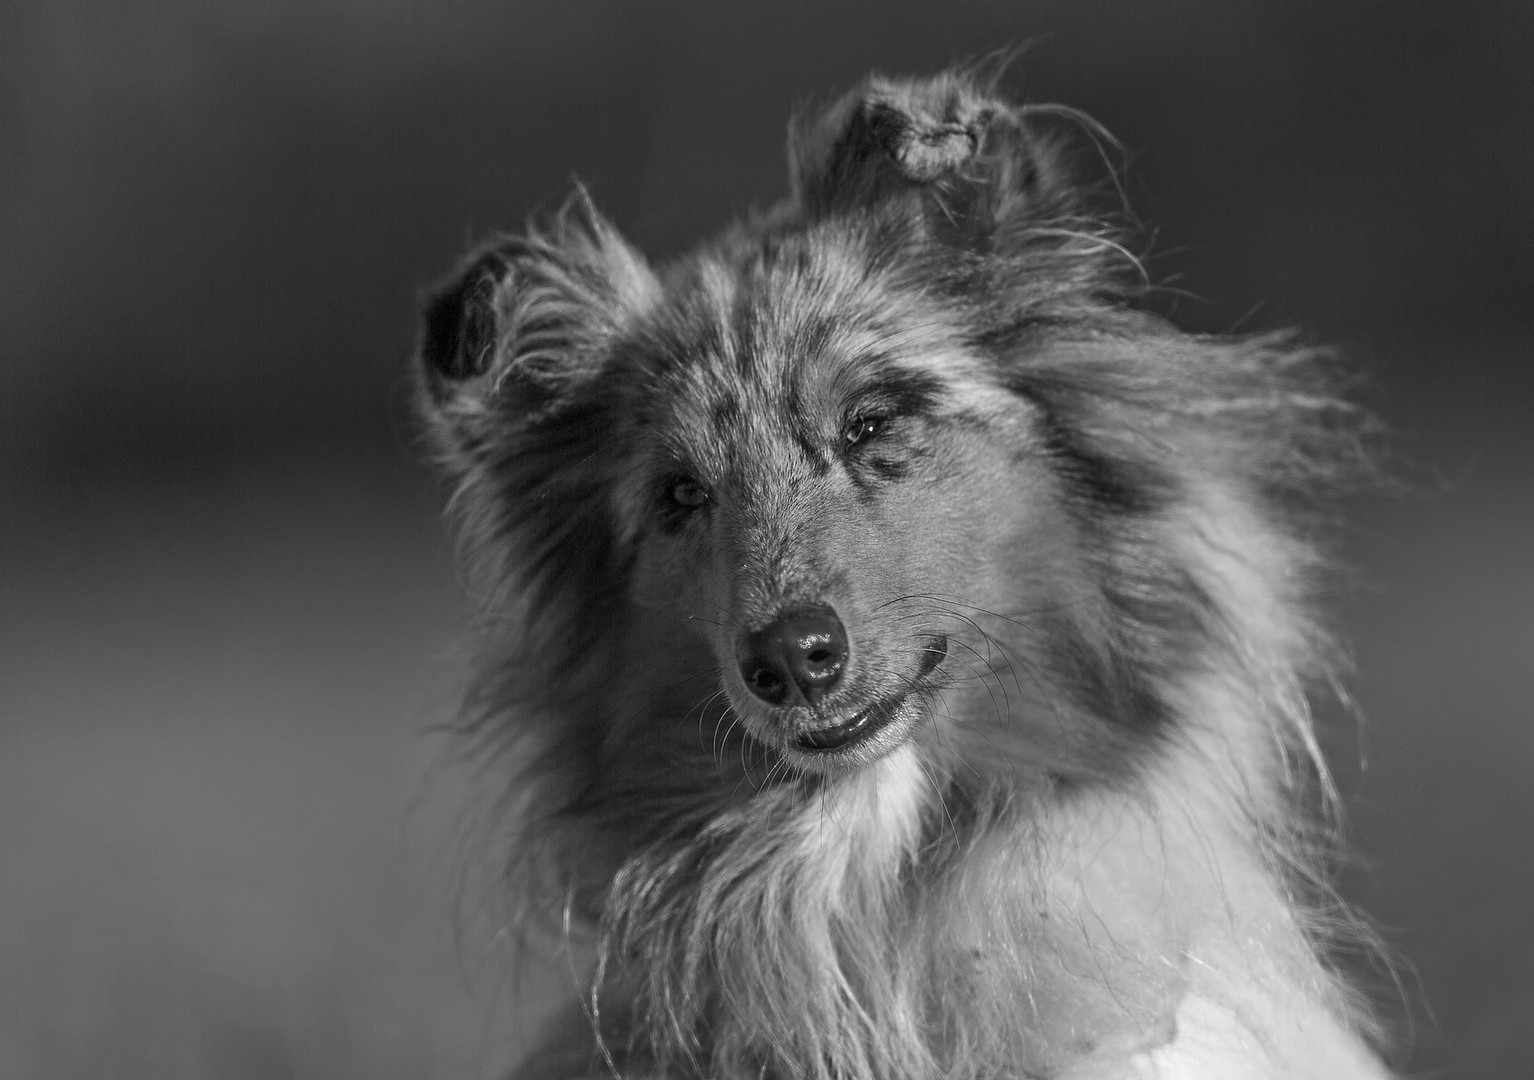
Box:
[3,2,1531,1077]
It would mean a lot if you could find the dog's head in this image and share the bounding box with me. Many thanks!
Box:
[414,71,1378,1080]
[416,73,1338,794]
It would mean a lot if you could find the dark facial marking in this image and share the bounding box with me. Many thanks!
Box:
[847,367,945,422]
[795,430,835,476]
[860,454,911,483]
[711,393,743,432]
[998,371,1177,517]
[1040,415,1175,517]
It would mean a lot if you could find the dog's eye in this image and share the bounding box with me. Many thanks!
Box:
[842,415,889,449]
[667,477,711,509]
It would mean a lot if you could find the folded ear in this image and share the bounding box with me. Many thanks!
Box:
[416,206,655,460]
[788,72,1075,251]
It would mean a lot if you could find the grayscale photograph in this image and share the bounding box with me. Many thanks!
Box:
[2,4,1530,1078]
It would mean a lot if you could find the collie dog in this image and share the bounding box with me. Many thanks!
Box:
[416,71,1391,1079]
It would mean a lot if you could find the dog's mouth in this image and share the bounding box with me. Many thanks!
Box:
[794,635,947,754]
[796,698,898,752]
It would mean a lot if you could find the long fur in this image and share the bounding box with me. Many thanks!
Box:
[416,69,1391,1079]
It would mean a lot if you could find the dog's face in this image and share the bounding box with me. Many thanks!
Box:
[419,74,1179,793]
[607,232,1082,774]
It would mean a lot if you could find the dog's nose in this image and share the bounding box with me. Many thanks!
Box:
[737,607,849,706]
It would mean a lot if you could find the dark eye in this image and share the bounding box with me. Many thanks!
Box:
[842,415,889,449]
[667,477,711,509]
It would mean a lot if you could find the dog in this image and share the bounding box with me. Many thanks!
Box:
[415,69,1392,1079]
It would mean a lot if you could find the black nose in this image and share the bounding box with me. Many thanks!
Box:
[737,606,849,706]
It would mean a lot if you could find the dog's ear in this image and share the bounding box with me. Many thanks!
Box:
[788,72,1074,251]
[416,206,654,459]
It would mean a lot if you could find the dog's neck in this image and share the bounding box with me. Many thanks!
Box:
[584,722,1317,1079]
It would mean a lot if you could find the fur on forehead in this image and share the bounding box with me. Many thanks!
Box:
[624,224,1002,438]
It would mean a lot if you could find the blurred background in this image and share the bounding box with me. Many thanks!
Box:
[2,2,1530,1077]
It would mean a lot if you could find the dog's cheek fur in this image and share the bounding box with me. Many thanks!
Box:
[872,404,1165,786]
